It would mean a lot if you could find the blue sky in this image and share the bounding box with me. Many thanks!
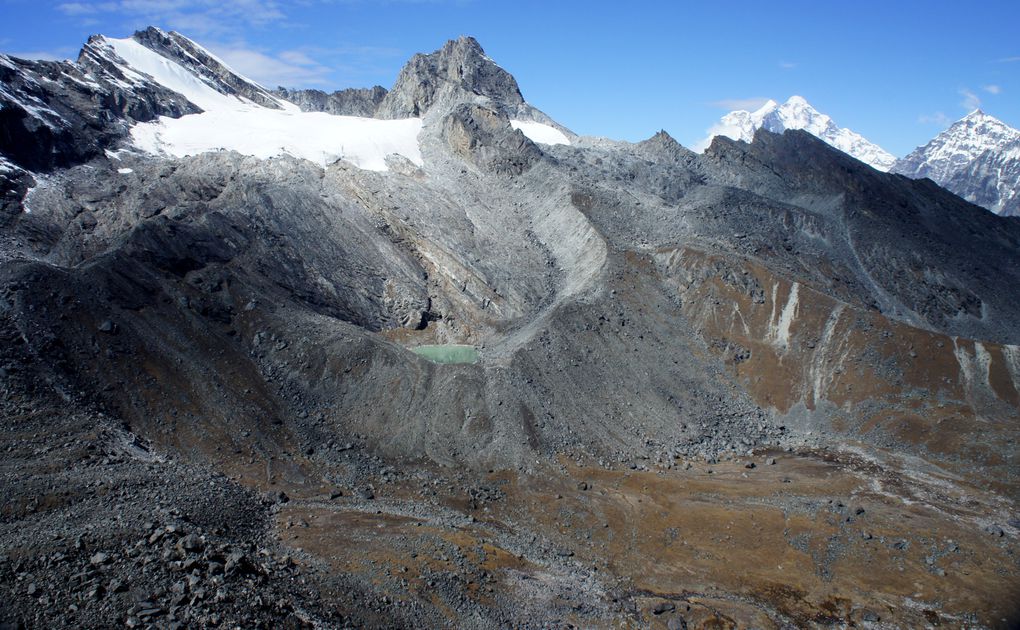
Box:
[1,0,1017,155]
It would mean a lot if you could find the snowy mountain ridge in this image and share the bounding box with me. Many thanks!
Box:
[891,110,1020,216]
[0,27,568,174]
[893,110,1020,182]
[2,29,1016,214]
[701,95,897,171]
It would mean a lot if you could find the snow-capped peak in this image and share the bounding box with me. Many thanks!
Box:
[96,35,253,112]
[87,28,291,112]
[81,28,424,171]
[700,95,896,171]
[893,110,1019,183]
[891,110,1020,215]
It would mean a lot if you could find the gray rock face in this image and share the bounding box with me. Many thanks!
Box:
[892,110,1020,216]
[375,36,527,120]
[0,160,32,225]
[634,130,698,165]
[273,86,387,117]
[441,103,543,176]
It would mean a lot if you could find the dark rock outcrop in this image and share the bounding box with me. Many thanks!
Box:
[441,103,542,176]
[0,48,196,171]
[273,86,387,117]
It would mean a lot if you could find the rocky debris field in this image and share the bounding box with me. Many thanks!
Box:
[2,376,1018,628]
[0,391,323,629]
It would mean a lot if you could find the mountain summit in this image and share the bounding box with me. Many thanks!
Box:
[892,110,1020,215]
[701,96,896,171]
[376,35,522,119]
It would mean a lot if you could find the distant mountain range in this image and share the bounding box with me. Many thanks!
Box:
[701,96,896,171]
[705,98,1020,216]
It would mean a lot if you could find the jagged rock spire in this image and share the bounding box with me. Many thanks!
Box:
[376,36,526,119]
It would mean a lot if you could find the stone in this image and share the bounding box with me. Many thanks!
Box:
[667,616,688,630]
[137,606,164,619]
[177,534,204,553]
[985,524,1005,537]
[225,551,255,576]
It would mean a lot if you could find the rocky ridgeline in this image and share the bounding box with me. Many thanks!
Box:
[272,86,388,117]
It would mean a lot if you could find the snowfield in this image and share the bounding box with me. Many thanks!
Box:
[130,109,423,171]
[102,36,423,171]
[104,36,245,111]
[510,120,571,146]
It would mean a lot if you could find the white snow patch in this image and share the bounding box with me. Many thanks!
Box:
[131,109,423,171]
[176,36,289,109]
[510,120,570,146]
[117,168,134,174]
[98,35,422,171]
[22,186,35,213]
[811,304,845,403]
[953,339,1005,405]
[1003,345,1020,395]
[771,282,800,350]
[103,36,248,111]
[952,338,975,392]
